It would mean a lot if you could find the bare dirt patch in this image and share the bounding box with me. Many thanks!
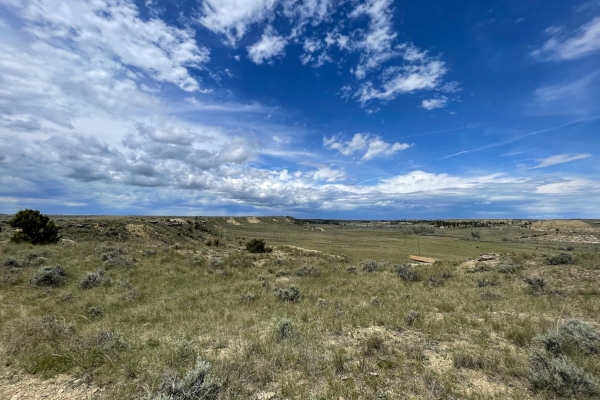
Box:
[0,367,104,399]
[226,218,241,225]
[247,217,261,224]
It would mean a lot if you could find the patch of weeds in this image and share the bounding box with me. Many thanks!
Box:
[94,330,129,351]
[452,350,486,369]
[275,270,290,277]
[275,318,294,342]
[363,335,385,356]
[395,264,421,282]
[477,277,499,287]
[152,357,220,400]
[59,292,73,302]
[548,253,575,265]
[317,298,329,308]
[294,265,322,277]
[346,266,357,274]
[370,297,381,307]
[30,265,67,286]
[101,250,134,268]
[524,276,546,294]
[480,291,502,301]
[429,271,452,287]
[87,306,104,319]
[189,255,205,267]
[466,263,491,273]
[3,268,23,285]
[405,310,420,327]
[240,292,256,302]
[274,285,301,303]
[332,349,346,374]
[498,264,522,274]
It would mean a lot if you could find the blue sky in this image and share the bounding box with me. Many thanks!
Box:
[0,0,599,218]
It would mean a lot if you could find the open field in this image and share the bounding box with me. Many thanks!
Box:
[1,215,600,399]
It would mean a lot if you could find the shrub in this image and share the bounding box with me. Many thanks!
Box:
[529,348,600,397]
[370,297,381,307]
[245,238,273,254]
[87,306,104,318]
[405,310,420,327]
[80,271,110,289]
[528,321,600,397]
[317,298,328,308]
[30,265,67,286]
[477,277,498,288]
[471,231,481,240]
[4,257,21,268]
[360,259,379,273]
[498,264,521,274]
[395,264,421,282]
[548,253,575,265]
[294,265,322,277]
[524,276,546,293]
[275,318,294,341]
[8,209,61,244]
[153,357,220,400]
[274,285,301,303]
[275,270,290,277]
[346,266,357,274]
[536,320,600,356]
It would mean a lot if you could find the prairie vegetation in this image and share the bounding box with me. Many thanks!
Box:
[1,215,599,399]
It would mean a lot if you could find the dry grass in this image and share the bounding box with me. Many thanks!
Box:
[0,215,599,399]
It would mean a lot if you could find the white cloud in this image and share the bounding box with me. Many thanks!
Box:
[198,0,278,45]
[349,0,398,79]
[534,153,592,168]
[529,74,598,116]
[1,0,210,92]
[311,166,346,182]
[532,17,600,61]
[421,96,448,110]
[362,138,409,160]
[323,133,409,160]
[535,178,594,194]
[247,26,288,64]
[355,61,447,103]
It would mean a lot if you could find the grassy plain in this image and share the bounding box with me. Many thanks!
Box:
[1,215,599,399]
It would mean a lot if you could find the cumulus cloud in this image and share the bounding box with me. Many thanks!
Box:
[247,26,288,64]
[532,17,600,61]
[421,96,448,110]
[311,166,346,182]
[534,153,592,168]
[199,0,278,45]
[323,133,409,160]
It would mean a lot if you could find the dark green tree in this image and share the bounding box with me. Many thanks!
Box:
[9,209,61,244]
[245,238,273,253]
